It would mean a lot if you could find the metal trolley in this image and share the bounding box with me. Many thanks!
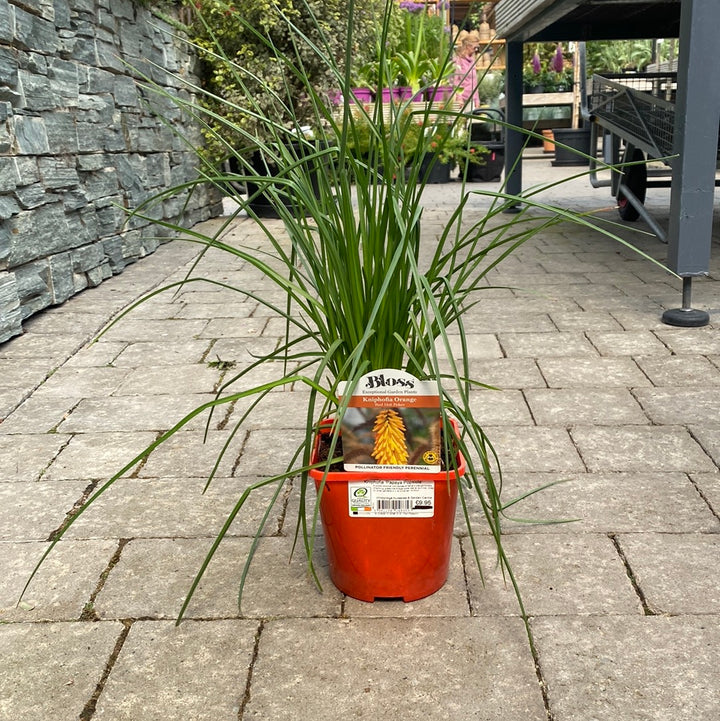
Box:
[585,72,684,239]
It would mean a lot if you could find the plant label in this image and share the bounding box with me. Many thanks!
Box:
[348,481,435,517]
[337,369,441,473]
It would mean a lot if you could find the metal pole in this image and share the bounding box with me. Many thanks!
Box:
[503,40,523,212]
[662,0,716,326]
[663,277,709,327]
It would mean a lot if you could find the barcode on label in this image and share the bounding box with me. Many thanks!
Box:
[377,499,431,510]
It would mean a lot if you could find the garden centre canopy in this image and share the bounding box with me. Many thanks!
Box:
[495,0,719,324]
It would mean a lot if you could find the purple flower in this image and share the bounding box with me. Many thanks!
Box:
[399,1,425,11]
[550,44,564,73]
[531,52,541,75]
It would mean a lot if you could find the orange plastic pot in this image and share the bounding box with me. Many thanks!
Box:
[309,420,464,602]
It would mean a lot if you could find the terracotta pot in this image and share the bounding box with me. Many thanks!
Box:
[542,129,555,153]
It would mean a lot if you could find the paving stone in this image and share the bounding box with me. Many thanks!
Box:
[634,387,720,425]
[199,316,270,338]
[538,281,624,300]
[525,388,648,425]
[112,298,184,320]
[460,310,556,333]
[0,539,117,621]
[174,301,257,320]
[170,290,250,306]
[654,327,720,355]
[92,620,257,721]
[493,472,719,534]
[481,426,585,473]
[243,617,546,721]
[687,425,720,468]
[34,365,131,397]
[617,532,720,614]
[211,358,301,396]
[208,337,286,365]
[463,357,546,389]
[234,428,309,477]
[571,425,716,473]
[466,533,641,617]
[0,394,80,434]
[498,331,598,358]
[537,356,650,388]
[222,389,322,431]
[690,472,720,518]
[587,329,671,356]
[64,476,289,540]
[0,433,71,481]
[111,339,213,366]
[344,540,470,618]
[539,253,613,274]
[0,388,26,419]
[532,616,720,721]
[437,332,504,360]
[56,394,218,433]
[22,310,108,336]
[0,357,54,390]
[0,621,123,721]
[610,309,672,331]
[95,536,342,619]
[468,389,533,425]
[0,480,89,540]
[496,272,588,290]
[581,271,649,287]
[576,290,665,314]
[133,430,244,478]
[547,310,624,332]
[43,430,158,481]
[0,331,82,361]
[114,363,224,395]
[98,318,210,342]
[635,355,720,386]
[62,340,128,367]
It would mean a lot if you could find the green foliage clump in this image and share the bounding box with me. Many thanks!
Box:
[184,0,379,162]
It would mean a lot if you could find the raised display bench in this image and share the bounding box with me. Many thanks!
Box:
[501,91,574,129]
[344,99,463,124]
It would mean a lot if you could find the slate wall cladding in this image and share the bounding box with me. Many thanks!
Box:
[0,0,223,342]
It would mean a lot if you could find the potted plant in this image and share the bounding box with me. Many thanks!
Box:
[23,0,671,634]
[420,124,490,183]
[552,43,593,166]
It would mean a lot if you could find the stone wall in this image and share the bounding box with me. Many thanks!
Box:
[0,0,223,342]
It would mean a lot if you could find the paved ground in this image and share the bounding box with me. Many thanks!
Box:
[1,150,720,720]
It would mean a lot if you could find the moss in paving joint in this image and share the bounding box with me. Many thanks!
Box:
[79,619,133,721]
[237,620,265,720]
[46,481,99,543]
[208,356,237,371]
[80,539,130,622]
[531,648,557,721]
[47,399,83,434]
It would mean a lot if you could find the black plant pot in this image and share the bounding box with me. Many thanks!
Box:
[238,142,326,218]
[464,145,504,182]
[551,128,592,167]
[419,154,452,184]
